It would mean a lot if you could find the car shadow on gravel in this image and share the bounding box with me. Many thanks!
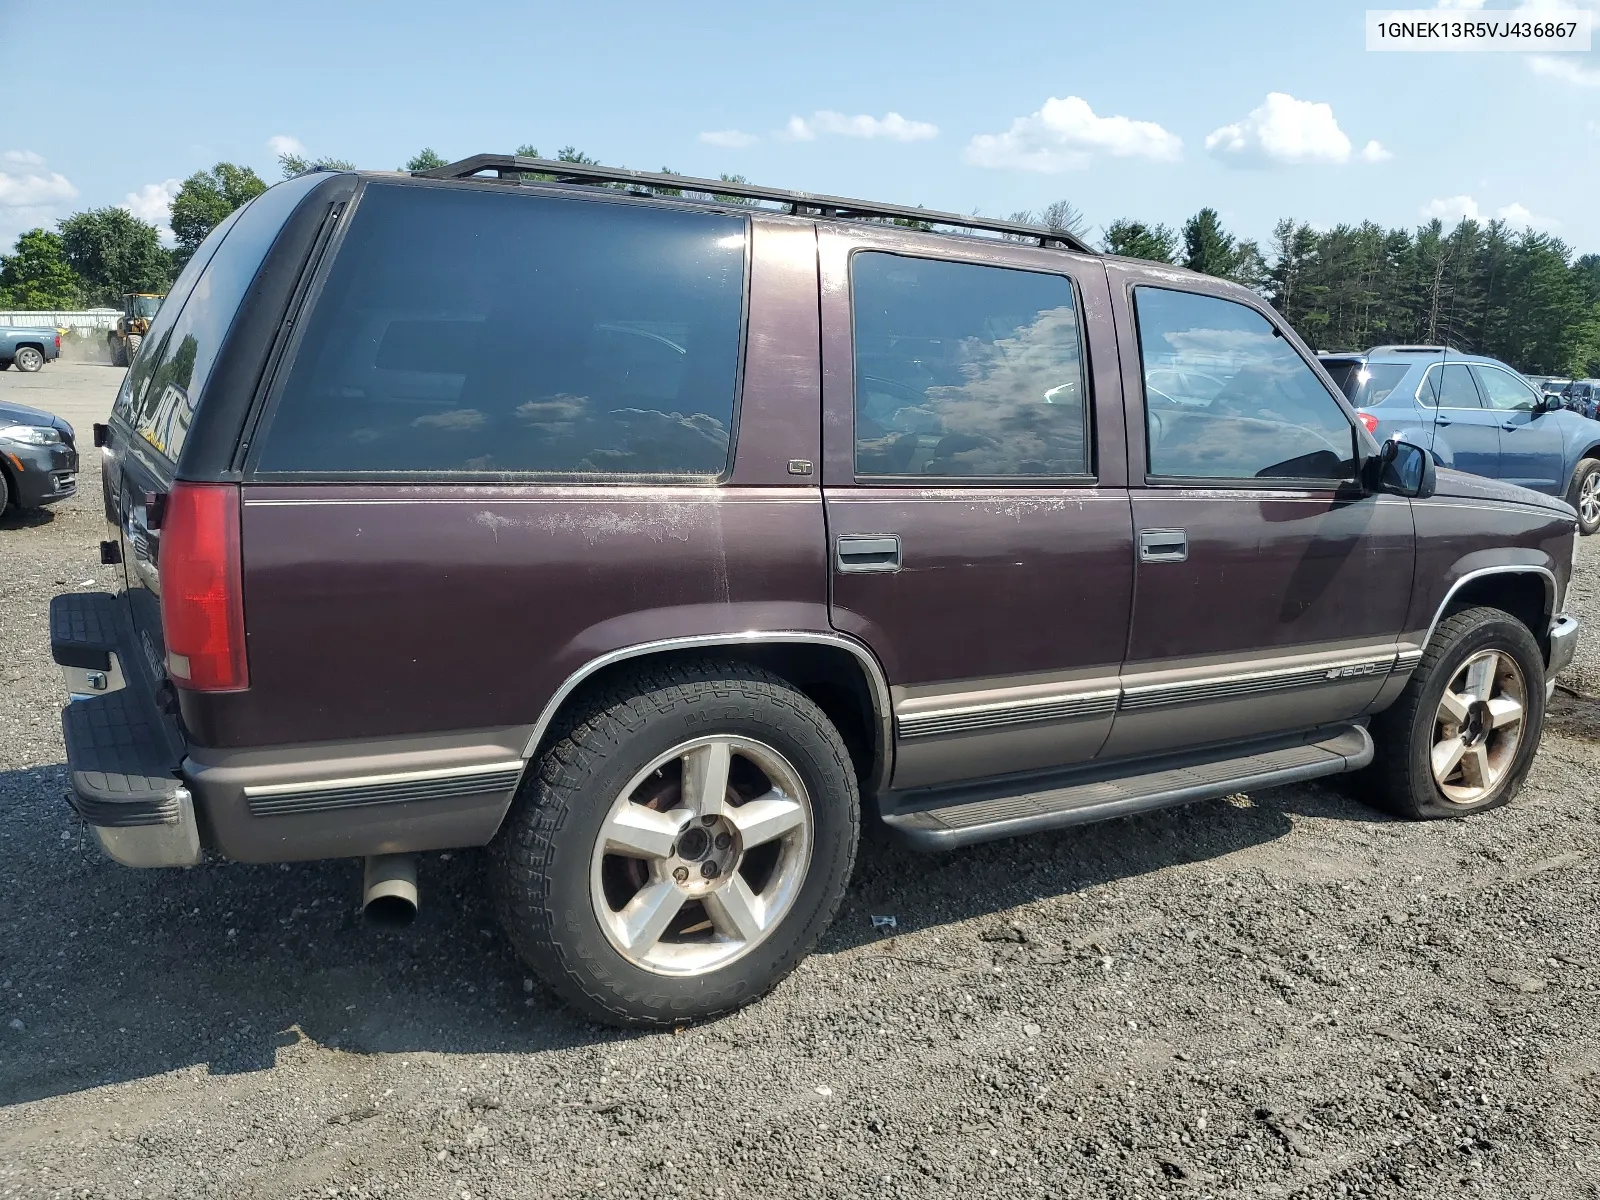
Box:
[0,765,1363,1108]
[0,507,56,531]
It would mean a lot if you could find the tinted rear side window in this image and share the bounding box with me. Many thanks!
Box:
[254,185,749,478]
[851,252,1088,478]
[119,172,325,463]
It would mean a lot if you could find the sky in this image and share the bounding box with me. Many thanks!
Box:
[3,0,1599,259]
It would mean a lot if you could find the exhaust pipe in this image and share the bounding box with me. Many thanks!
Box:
[362,854,418,927]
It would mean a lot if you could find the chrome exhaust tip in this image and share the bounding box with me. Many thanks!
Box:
[362,854,418,927]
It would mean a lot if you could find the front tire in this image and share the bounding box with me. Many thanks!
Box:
[14,347,43,372]
[489,659,860,1027]
[1567,458,1600,535]
[1363,606,1545,820]
[124,333,142,363]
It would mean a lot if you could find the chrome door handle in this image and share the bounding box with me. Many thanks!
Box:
[836,534,901,573]
[1435,416,1452,426]
[1138,528,1188,563]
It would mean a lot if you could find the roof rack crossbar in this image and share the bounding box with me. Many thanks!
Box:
[416,154,1094,253]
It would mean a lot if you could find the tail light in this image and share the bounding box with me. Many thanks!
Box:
[158,482,248,691]
[1357,411,1379,435]
[54,334,61,351]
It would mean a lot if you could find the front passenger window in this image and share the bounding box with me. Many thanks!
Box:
[1134,287,1354,481]
[1473,366,1539,411]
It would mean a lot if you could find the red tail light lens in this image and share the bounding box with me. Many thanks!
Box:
[1357,411,1379,435]
[158,482,248,691]
[54,335,61,351]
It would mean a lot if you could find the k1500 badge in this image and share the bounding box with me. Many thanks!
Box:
[1326,662,1386,680]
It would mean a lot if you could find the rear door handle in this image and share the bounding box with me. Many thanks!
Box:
[1138,528,1188,564]
[1435,416,1452,426]
[836,534,901,573]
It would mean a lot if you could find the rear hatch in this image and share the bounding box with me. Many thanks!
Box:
[102,172,340,696]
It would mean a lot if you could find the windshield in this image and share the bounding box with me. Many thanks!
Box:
[1324,360,1410,407]
[132,296,163,319]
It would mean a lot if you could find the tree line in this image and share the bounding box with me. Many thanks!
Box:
[4,149,1598,377]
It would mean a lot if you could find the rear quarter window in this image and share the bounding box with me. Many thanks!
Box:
[118,172,326,464]
[251,184,749,479]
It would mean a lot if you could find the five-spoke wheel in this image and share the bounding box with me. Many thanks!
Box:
[1366,605,1545,819]
[591,736,813,975]
[1430,649,1526,804]
[490,660,859,1027]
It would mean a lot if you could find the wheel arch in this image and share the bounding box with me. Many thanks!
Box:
[1428,565,1556,659]
[522,633,894,797]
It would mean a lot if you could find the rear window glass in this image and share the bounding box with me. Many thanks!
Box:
[120,172,325,463]
[253,185,749,478]
[1324,361,1410,408]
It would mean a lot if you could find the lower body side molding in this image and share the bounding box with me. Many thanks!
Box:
[881,724,1373,850]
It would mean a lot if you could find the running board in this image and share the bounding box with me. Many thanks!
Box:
[881,724,1373,850]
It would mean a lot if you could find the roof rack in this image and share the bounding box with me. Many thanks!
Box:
[415,154,1095,253]
[1371,344,1460,354]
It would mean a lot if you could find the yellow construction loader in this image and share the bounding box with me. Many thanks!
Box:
[107,293,164,367]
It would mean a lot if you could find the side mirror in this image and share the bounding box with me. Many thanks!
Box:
[1362,438,1435,499]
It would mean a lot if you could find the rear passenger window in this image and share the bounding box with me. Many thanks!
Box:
[1418,363,1482,408]
[850,253,1089,478]
[1134,287,1354,482]
[253,185,748,478]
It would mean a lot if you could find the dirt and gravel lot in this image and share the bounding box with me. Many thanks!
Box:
[2,362,1600,1199]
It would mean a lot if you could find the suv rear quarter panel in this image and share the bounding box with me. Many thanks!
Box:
[183,213,831,752]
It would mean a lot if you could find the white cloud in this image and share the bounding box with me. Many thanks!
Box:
[1421,195,1557,228]
[0,167,78,210]
[784,111,939,142]
[1529,54,1600,85]
[267,134,307,157]
[121,178,183,245]
[0,153,79,253]
[699,129,760,148]
[1424,194,1483,222]
[1206,93,1389,167]
[964,96,1181,172]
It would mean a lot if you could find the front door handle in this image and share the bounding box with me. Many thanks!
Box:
[836,534,901,573]
[1138,528,1188,564]
[1435,416,1452,426]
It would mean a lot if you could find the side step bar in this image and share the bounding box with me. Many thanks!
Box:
[881,724,1373,850]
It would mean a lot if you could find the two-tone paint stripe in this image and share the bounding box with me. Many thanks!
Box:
[896,648,1418,739]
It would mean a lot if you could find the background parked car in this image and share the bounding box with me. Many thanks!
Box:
[1320,346,1600,534]
[0,399,76,512]
[0,325,61,373]
[1572,380,1600,419]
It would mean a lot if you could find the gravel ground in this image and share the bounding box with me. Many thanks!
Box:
[3,364,1600,1199]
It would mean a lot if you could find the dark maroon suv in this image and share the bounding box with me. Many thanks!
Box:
[52,156,1580,1027]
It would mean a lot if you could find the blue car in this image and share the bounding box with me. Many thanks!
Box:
[1319,346,1600,535]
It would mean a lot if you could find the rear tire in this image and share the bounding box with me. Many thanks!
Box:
[489,659,859,1027]
[1361,606,1545,820]
[14,347,43,373]
[1566,458,1600,536]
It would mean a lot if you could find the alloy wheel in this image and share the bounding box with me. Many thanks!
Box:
[15,347,42,372]
[1430,649,1526,804]
[589,735,814,975]
[1580,470,1600,527]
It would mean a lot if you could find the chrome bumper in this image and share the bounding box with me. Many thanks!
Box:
[1547,614,1579,696]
